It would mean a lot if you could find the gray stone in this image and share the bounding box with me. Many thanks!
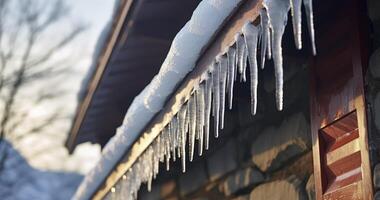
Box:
[179,161,208,196]
[251,113,310,172]
[207,140,238,181]
[221,167,264,196]
[306,174,315,200]
[374,93,380,132]
[373,163,380,189]
[249,177,306,200]
[369,49,380,79]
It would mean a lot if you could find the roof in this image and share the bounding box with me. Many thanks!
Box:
[72,0,317,198]
[66,0,202,152]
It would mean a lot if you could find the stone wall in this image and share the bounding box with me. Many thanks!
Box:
[137,54,314,200]
[367,0,380,198]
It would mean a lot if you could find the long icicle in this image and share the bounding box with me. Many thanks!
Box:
[196,83,205,156]
[303,0,316,55]
[260,9,270,69]
[178,104,187,173]
[212,62,220,138]
[241,43,248,82]
[227,47,236,109]
[236,34,246,80]
[290,0,303,49]
[264,0,290,111]
[204,72,212,150]
[188,94,197,162]
[242,22,260,115]
[219,55,228,129]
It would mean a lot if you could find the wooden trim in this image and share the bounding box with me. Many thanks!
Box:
[309,0,373,199]
[66,0,136,153]
[91,0,264,199]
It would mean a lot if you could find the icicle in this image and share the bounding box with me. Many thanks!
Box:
[260,9,271,69]
[212,62,220,138]
[204,72,212,150]
[218,55,228,129]
[241,44,248,82]
[178,104,187,172]
[196,83,205,156]
[164,126,171,171]
[303,0,316,55]
[242,22,260,115]
[170,116,178,162]
[236,34,246,80]
[176,114,181,159]
[263,0,290,111]
[290,0,302,49]
[188,94,196,162]
[227,47,236,110]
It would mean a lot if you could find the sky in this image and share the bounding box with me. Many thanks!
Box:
[13,0,117,174]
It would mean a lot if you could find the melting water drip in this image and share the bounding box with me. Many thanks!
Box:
[106,0,316,198]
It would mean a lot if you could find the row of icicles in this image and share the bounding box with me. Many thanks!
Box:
[105,0,316,198]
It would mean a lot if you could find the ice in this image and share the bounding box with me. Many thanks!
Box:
[196,83,205,156]
[164,127,171,171]
[212,62,220,138]
[74,0,318,199]
[290,0,303,49]
[263,0,290,111]
[303,0,316,55]
[188,94,197,161]
[243,22,260,115]
[227,47,236,109]
[236,34,245,80]
[218,56,228,129]
[178,104,187,173]
[170,116,178,161]
[204,72,213,150]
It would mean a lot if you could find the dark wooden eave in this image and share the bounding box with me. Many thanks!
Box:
[66,0,201,153]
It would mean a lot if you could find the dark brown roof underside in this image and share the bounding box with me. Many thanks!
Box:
[68,0,201,150]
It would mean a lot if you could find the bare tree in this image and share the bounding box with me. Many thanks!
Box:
[0,0,86,167]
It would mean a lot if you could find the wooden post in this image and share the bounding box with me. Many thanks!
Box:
[309,0,373,199]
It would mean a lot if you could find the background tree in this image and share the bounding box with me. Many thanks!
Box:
[0,0,86,168]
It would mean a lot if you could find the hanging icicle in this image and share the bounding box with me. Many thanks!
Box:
[260,9,271,69]
[104,0,318,198]
[263,0,290,111]
[204,72,213,150]
[212,61,220,138]
[218,55,228,130]
[227,47,236,110]
[303,0,316,55]
[242,22,260,115]
[196,83,205,156]
[290,0,303,49]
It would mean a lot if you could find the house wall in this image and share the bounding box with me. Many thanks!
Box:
[137,54,314,200]
[366,0,380,198]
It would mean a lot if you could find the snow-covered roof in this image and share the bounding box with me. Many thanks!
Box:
[73,0,316,199]
[73,1,244,199]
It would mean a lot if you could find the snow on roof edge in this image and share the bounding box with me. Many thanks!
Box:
[72,0,243,199]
